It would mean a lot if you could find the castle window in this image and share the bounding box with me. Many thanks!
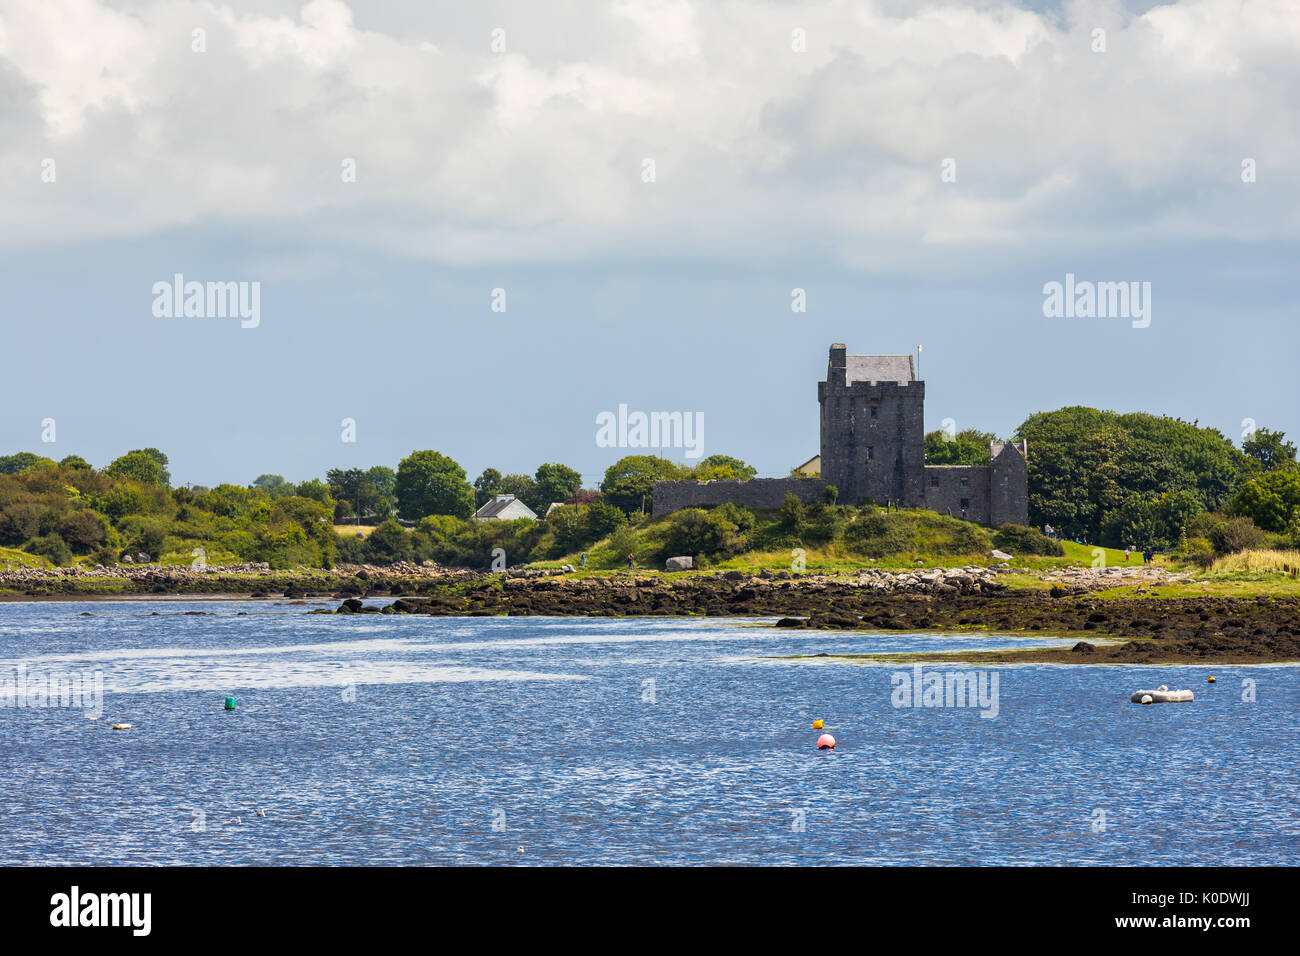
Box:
[960,498,970,510]
[959,476,969,487]
[866,446,875,461]
[929,475,939,488]
[869,407,878,420]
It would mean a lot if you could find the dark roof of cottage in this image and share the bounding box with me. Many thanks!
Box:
[845,354,914,384]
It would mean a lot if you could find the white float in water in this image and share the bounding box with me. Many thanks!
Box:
[1130,684,1194,703]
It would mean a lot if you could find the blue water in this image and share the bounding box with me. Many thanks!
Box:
[0,598,1296,865]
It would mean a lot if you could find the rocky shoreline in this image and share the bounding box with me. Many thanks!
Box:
[5,562,1298,664]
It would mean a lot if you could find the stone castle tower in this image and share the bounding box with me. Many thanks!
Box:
[652,343,1028,525]
[818,344,925,506]
[818,343,1028,525]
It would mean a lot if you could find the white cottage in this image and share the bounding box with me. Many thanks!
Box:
[473,494,538,521]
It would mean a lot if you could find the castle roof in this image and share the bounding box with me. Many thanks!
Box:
[991,440,1028,461]
[845,354,914,384]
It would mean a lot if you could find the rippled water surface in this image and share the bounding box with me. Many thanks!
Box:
[1,599,1296,865]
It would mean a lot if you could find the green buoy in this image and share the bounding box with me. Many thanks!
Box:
[224,697,237,710]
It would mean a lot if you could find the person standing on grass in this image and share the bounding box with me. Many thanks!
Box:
[627,553,635,570]
[580,552,586,569]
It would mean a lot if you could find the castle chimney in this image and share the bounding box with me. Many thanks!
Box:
[828,343,847,386]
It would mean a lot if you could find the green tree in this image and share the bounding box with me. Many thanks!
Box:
[0,501,43,544]
[663,508,739,558]
[924,429,998,466]
[1242,427,1298,472]
[689,455,757,481]
[1229,470,1300,533]
[252,474,294,499]
[56,510,108,552]
[395,451,474,519]
[326,467,395,522]
[533,463,583,508]
[257,496,336,567]
[58,455,92,470]
[600,455,687,513]
[294,478,334,506]
[364,466,397,517]
[778,493,806,535]
[26,533,71,566]
[499,473,538,510]
[106,449,170,488]
[1015,407,1249,544]
[326,468,366,521]
[0,452,57,474]
[586,499,626,539]
[473,468,503,507]
[366,519,414,563]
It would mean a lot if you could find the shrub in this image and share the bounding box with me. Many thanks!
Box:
[802,502,846,545]
[0,502,43,545]
[1207,515,1267,555]
[778,494,805,533]
[606,526,639,561]
[662,508,738,559]
[842,513,918,558]
[547,502,626,557]
[56,510,108,552]
[992,524,1065,556]
[1175,536,1216,568]
[366,519,414,564]
[586,500,627,539]
[335,533,368,564]
[713,501,755,532]
[116,516,168,560]
[26,533,71,566]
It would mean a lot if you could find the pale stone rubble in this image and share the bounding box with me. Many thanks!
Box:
[0,560,582,589]
[1038,565,1192,589]
[0,557,1182,594]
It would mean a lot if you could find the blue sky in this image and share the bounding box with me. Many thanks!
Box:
[1,0,1296,489]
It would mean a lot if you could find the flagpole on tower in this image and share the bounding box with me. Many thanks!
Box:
[916,343,922,380]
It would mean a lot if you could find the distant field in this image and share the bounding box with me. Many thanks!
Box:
[333,524,377,538]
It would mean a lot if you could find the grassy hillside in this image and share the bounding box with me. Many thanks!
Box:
[0,546,47,570]
[541,504,1064,573]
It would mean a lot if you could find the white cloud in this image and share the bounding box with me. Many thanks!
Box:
[0,0,1296,267]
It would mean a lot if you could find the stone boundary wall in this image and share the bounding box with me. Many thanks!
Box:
[652,478,828,516]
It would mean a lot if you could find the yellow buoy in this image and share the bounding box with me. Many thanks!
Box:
[111,723,132,730]
[812,719,824,730]
[1207,676,1216,683]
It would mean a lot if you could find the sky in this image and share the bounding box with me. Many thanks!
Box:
[0,0,1296,489]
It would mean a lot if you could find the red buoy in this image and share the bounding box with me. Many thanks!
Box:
[817,733,836,750]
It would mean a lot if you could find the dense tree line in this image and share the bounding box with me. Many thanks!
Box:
[924,408,1299,551]
[3,408,1295,570]
[0,446,749,569]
